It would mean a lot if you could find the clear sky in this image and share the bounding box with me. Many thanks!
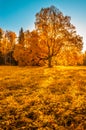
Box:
[0,0,86,51]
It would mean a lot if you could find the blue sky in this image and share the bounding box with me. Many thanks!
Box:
[0,0,86,50]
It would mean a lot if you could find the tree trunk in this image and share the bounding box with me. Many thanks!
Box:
[48,56,52,67]
[4,54,7,65]
[9,52,12,65]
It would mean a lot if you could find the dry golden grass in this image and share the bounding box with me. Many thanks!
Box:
[0,66,86,130]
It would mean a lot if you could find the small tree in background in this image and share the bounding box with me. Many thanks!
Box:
[13,28,25,66]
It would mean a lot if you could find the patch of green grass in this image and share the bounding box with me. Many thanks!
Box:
[0,66,86,129]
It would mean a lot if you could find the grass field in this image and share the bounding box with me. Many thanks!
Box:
[0,66,86,130]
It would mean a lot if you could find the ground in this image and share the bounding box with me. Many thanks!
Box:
[0,66,86,130]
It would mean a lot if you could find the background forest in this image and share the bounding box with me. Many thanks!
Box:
[0,6,85,67]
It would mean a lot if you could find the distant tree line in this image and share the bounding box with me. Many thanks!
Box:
[0,6,85,67]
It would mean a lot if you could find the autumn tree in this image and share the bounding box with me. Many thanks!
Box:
[13,29,30,66]
[6,31,16,49]
[0,30,8,64]
[26,30,44,66]
[13,28,25,66]
[56,33,83,66]
[35,6,83,67]
[0,28,3,40]
[0,28,3,53]
[0,28,4,64]
[56,47,83,66]
[18,27,24,45]
[83,51,86,65]
[5,31,17,65]
[13,30,42,66]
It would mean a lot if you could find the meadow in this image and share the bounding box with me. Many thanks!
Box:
[0,66,86,130]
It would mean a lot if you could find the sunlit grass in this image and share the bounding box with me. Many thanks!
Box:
[0,66,86,129]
